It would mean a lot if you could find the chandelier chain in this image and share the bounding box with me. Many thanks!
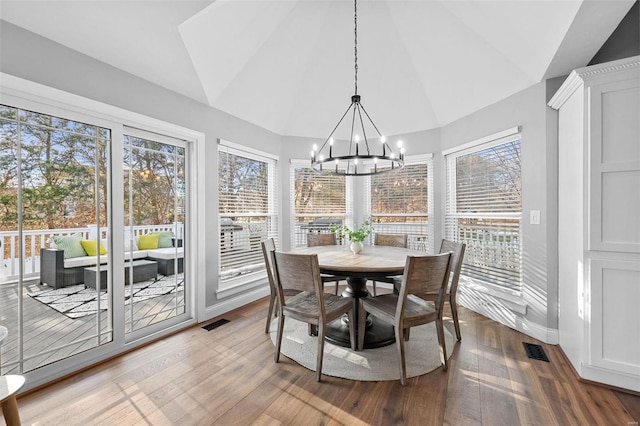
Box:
[354,0,358,95]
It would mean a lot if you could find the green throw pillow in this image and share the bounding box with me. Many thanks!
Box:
[52,233,87,259]
[80,239,107,256]
[138,234,160,250]
[152,231,173,248]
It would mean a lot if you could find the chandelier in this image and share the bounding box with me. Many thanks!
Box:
[311,0,404,176]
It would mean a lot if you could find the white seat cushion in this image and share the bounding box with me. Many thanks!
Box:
[146,247,184,260]
[64,250,149,268]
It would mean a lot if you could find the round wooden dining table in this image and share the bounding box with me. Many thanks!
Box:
[292,244,424,349]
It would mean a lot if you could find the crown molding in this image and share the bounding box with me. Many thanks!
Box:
[548,56,640,110]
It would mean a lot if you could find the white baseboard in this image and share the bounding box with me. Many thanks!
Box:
[458,289,559,345]
[580,363,640,393]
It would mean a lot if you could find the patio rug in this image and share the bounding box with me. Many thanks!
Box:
[28,273,184,319]
[268,317,455,381]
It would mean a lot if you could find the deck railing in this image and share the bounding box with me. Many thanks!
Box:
[293,218,431,251]
[1,223,183,283]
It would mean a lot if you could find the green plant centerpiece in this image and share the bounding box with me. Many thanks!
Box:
[330,219,373,254]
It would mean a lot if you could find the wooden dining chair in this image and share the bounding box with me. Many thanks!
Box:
[434,239,466,341]
[391,239,466,342]
[272,250,357,381]
[358,252,452,385]
[307,233,347,295]
[261,238,301,334]
[261,238,280,334]
[370,233,408,296]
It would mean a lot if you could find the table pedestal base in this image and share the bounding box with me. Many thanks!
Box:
[325,315,395,349]
[324,275,396,349]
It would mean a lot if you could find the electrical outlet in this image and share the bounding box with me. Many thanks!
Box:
[530,210,540,225]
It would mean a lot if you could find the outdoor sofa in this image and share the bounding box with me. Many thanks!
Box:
[40,234,183,289]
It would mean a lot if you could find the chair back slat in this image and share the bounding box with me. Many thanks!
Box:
[307,233,337,247]
[397,253,452,317]
[439,239,466,296]
[273,252,323,294]
[261,238,277,293]
[374,233,408,248]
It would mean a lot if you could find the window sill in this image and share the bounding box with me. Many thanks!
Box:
[459,276,527,315]
[216,271,267,299]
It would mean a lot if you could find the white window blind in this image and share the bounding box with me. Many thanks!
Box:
[366,156,433,251]
[218,142,278,282]
[445,134,522,290]
[290,162,349,248]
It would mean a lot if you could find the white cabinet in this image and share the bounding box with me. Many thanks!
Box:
[549,56,640,392]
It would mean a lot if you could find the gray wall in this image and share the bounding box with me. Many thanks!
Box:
[439,82,559,333]
[589,1,639,66]
[0,21,282,308]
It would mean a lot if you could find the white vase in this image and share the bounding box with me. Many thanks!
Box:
[350,241,363,254]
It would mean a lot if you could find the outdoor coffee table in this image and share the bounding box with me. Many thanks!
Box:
[84,259,158,290]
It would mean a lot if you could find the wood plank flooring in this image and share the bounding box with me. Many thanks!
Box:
[11,290,640,426]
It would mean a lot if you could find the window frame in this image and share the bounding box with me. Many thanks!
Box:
[365,154,434,251]
[217,140,278,294]
[289,159,352,248]
[444,127,523,295]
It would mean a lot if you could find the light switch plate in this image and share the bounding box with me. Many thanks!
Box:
[530,210,540,225]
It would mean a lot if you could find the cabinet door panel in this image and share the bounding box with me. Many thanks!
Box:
[590,259,640,375]
[590,79,640,253]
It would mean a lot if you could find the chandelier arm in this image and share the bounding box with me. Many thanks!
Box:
[358,103,391,151]
[319,101,356,154]
[349,102,357,156]
[356,103,371,155]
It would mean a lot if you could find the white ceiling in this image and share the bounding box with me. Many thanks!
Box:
[0,0,635,139]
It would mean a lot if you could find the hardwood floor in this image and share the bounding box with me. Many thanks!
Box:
[12,290,640,426]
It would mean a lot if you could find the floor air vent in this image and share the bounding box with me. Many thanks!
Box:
[522,342,550,362]
[202,319,230,331]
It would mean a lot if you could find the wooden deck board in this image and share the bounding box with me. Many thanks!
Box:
[0,279,184,375]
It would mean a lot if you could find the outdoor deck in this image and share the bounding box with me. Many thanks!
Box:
[0,278,185,375]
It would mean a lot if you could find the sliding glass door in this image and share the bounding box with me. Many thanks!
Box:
[0,102,192,378]
[123,129,188,335]
[0,104,112,374]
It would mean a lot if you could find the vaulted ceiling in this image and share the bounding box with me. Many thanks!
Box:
[0,1,634,139]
